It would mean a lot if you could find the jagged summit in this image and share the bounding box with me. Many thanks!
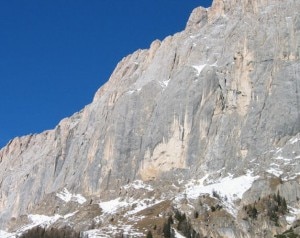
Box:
[0,0,300,237]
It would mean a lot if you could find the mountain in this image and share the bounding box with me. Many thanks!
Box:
[1,0,300,237]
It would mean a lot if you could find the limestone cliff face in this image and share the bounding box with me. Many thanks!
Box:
[0,0,300,233]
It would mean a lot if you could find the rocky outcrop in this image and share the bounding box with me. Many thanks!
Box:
[0,0,300,236]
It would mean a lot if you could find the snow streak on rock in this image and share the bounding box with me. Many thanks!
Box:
[56,188,87,204]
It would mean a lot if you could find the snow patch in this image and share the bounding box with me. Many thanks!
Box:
[16,214,61,234]
[73,194,87,204]
[3,212,78,237]
[286,215,297,224]
[99,196,161,216]
[286,207,300,224]
[158,79,171,89]
[56,188,86,204]
[99,198,130,214]
[0,230,15,238]
[162,79,170,87]
[250,158,257,163]
[123,180,153,191]
[275,147,283,154]
[266,167,283,177]
[289,207,300,215]
[126,90,135,95]
[64,211,78,219]
[274,156,292,162]
[178,172,258,216]
[173,228,186,238]
[28,214,60,227]
[192,64,207,76]
[289,137,300,144]
[98,195,163,225]
[189,33,202,39]
[121,224,144,236]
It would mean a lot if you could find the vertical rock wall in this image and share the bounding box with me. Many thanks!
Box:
[0,0,299,229]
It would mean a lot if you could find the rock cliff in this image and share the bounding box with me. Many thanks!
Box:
[0,0,300,237]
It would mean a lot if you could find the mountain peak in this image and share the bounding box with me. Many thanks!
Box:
[209,0,289,16]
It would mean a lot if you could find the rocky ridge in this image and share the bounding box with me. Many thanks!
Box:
[0,0,300,237]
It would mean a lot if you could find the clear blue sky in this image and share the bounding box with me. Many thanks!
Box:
[0,0,213,148]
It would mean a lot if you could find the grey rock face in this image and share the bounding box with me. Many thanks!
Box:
[0,0,300,235]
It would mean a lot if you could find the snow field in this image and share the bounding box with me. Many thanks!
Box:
[177,172,258,216]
